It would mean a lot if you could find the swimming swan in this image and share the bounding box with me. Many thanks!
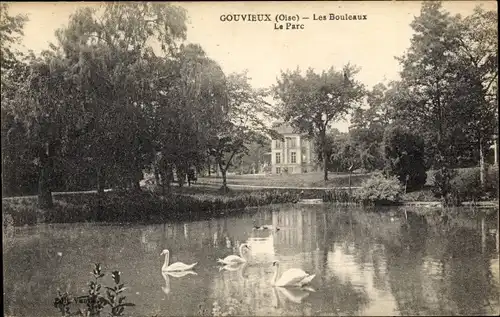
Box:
[217,243,251,265]
[161,249,198,272]
[271,260,315,287]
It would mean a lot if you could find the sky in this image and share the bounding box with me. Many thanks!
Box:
[8,1,497,132]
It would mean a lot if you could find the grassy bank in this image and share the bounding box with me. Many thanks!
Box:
[2,186,359,227]
[1,188,297,226]
[193,171,371,188]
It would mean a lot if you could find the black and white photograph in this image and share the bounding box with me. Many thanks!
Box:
[2,1,499,316]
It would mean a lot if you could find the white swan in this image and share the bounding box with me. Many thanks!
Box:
[271,260,315,287]
[217,243,251,265]
[161,249,197,272]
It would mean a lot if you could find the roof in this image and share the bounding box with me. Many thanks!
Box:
[271,121,302,135]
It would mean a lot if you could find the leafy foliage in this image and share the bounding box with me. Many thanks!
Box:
[53,263,135,317]
[0,3,28,71]
[383,125,428,190]
[274,65,365,181]
[431,167,458,205]
[393,1,498,172]
[355,173,404,205]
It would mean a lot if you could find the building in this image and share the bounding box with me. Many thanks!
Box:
[270,122,315,174]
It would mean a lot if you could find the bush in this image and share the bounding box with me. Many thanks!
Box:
[485,165,499,199]
[432,167,458,205]
[383,125,427,190]
[355,173,403,205]
[449,168,483,204]
[433,166,498,206]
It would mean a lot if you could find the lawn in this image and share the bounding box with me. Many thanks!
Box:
[197,171,372,188]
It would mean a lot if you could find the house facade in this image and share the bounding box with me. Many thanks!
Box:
[270,123,315,174]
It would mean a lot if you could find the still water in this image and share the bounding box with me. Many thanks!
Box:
[3,204,500,316]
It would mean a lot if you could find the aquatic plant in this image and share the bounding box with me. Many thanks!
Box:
[53,263,135,316]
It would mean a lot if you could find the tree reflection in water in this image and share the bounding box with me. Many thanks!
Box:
[3,205,499,316]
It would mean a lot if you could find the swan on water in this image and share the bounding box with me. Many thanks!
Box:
[271,260,315,287]
[161,249,198,272]
[217,243,251,265]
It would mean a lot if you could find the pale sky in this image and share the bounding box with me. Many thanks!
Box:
[8,1,497,132]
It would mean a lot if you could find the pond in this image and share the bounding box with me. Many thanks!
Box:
[3,204,500,316]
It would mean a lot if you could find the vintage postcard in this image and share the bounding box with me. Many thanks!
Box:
[2,1,498,317]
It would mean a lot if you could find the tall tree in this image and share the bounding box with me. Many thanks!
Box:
[453,4,498,185]
[349,82,393,171]
[395,1,498,178]
[0,3,28,71]
[51,3,188,197]
[395,1,465,167]
[274,65,365,181]
[1,3,31,197]
[208,71,278,191]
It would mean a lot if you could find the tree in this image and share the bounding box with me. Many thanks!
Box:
[0,3,28,71]
[9,50,78,208]
[383,125,427,190]
[274,65,365,181]
[395,1,498,181]
[395,1,465,168]
[208,71,278,191]
[348,83,393,171]
[51,3,189,197]
[453,4,498,186]
[1,3,31,197]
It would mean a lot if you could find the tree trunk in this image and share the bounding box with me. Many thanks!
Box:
[207,157,211,177]
[133,168,142,192]
[479,138,486,188]
[321,131,328,182]
[96,166,105,197]
[219,162,228,192]
[177,167,186,188]
[154,166,160,185]
[96,165,106,216]
[221,169,228,192]
[38,142,53,209]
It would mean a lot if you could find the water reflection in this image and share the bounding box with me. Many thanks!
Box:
[161,271,197,295]
[3,205,499,316]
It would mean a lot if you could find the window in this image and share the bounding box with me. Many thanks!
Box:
[286,137,297,148]
[275,140,282,149]
[275,152,281,164]
[291,152,297,164]
[276,167,281,174]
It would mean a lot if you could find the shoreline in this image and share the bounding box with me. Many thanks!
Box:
[3,185,498,227]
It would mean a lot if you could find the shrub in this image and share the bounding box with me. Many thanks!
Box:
[433,166,497,206]
[485,165,499,199]
[449,167,483,204]
[383,125,427,190]
[355,173,403,205]
[432,167,458,205]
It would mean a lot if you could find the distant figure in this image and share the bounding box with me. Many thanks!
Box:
[187,168,197,187]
